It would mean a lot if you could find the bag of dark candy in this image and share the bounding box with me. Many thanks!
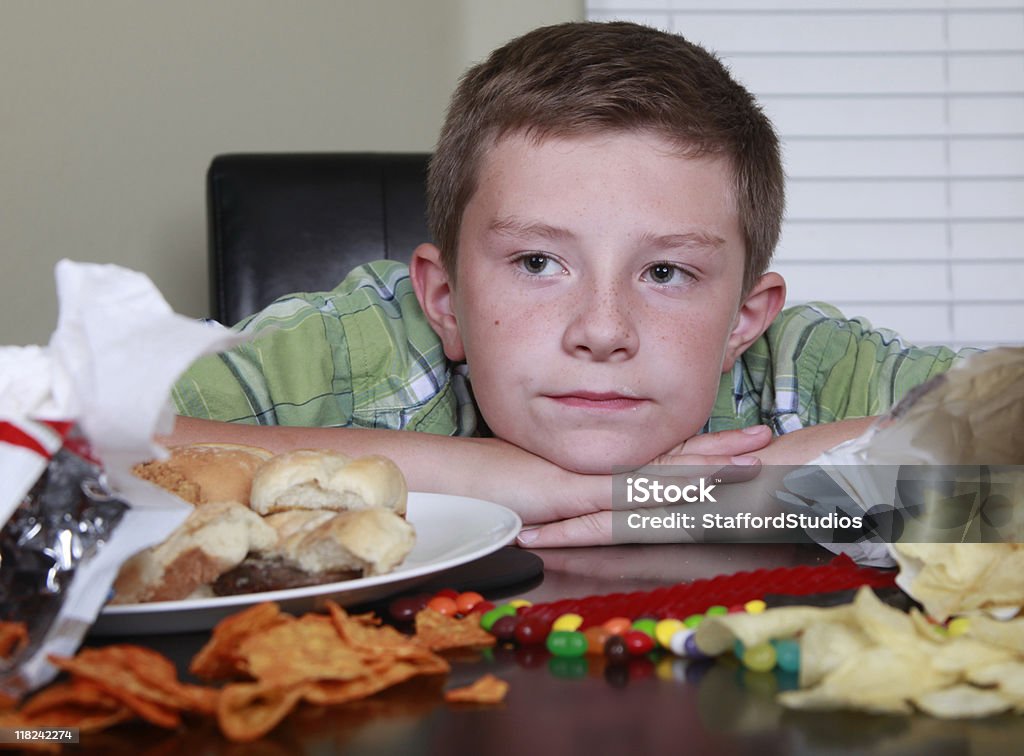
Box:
[0,260,244,700]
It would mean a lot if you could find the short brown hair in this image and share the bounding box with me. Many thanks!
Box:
[427,21,784,293]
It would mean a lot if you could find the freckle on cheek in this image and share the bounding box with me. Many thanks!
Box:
[494,320,500,326]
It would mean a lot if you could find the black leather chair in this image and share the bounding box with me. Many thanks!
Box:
[206,153,431,325]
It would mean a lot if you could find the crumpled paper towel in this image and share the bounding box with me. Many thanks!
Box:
[0,259,246,695]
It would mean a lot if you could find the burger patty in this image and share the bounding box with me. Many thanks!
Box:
[211,556,362,596]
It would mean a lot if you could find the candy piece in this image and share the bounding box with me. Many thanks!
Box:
[389,596,427,623]
[427,596,459,616]
[705,605,728,617]
[508,599,533,609]
[947,617,970,637]
[546,631,588,658]
[514,616,550,646]
[668,628,692,656]
[472,600,496,616]
[623,630,655,656]
[552,613,584,632]
[604,635,630,664]
[733,640,745,658]
[455,591,485,614]
[744,599,767,614]
[743,642,777,672]
[480,605,517,632]
[583,626,612,655]
[773,639,800,674]
[631,618,658,639]
[654,618,685,649]
[435,588,459,600]
[682,632,707,660]
[683,614,704,629]
[491,615,521,642]
[728,604,746,614]
[602,617,633,635]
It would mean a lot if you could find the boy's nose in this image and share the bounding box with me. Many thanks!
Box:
[562,284,639,361]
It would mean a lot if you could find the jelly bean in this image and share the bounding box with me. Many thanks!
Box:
[602,617,633,635]
[388,596,425,623]
[471,600,496,615]
[654,618,685,649]
[480,604,517,631]
[434,588,459,600]
[773,638,800,674]
[727,604,746,614]
[744,599,767,614]
[733,639,745,658]
[552,613,584,632]
[683,632,707,660]
[742,641,777,672]
[668,628,692,656]
[455,591,485,614]
[514,615,551,645]
[631,618,658,639]
[549,656,589,679]
[508,599,533,609]
[623,630,655,656]
[583,625,612,655]
[683,614,704,629]
[547,630,588,658]
[705,605,728,617]
[948,617,971,637]
[491,614,521,642]
[427,596,459,616]
[604,635,630,664]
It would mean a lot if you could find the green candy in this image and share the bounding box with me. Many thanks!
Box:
[705,605,728,617]
[546,630,588,658]
[683,614,704,629]
[480,604,517,631]
[631,618,658,639]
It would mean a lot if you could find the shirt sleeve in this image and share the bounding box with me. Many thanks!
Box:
[733,302,979,434]
[171,261,460,434]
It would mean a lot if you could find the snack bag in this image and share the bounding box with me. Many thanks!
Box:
[0,260,245,700]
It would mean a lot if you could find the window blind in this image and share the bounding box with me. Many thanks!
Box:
[586,0,1024,349]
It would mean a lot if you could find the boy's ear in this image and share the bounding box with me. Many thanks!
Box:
[723,272,786,371]
[409,243,466,361]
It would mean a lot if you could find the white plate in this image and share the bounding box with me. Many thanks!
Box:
[91,493,521,636]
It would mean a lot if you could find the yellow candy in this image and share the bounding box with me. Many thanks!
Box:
[947,617,971,637]
[654,618,686,649]
[508,599,533,608]
[551,613,583,632]
[744,599,767,615]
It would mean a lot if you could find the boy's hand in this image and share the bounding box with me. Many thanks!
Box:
[516,425,772,548]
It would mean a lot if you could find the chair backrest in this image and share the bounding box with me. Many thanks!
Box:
[207,152,431,325]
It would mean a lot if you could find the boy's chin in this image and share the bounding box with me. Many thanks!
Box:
[540,442,662,476]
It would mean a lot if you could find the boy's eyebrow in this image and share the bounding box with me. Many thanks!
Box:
[489,215,726,251]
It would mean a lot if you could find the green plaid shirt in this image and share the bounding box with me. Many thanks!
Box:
[173,260,970,437]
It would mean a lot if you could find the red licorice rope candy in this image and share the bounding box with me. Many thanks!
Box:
[519,555,896,629]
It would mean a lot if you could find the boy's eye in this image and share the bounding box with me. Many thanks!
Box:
[515,253,563,277]
[643,263,690,285]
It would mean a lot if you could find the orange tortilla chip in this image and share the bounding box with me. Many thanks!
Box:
[190,602,291,680]
[217,681,308,743]
[414,608,496,651]
[444,674,509,704]
[237,614,367,685]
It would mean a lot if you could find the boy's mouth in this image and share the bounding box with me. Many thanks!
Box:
[545,391,647,411]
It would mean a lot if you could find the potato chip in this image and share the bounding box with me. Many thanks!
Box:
[798,621,870,689]
[912,685,1013,719]
[217,681,309,743]
[0,621,27,659]
[237,615,367,685]
[694,604,854,657]
[190,601,291,680]
[414,608,496,651]
[444,674,508,705]
[929,637,1015,674]
[302,660,422,706]
[968,661,1024,702]
[851,587,927,652]
[965,614,1024,655]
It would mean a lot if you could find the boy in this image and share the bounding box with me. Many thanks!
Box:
[170,22,965,547]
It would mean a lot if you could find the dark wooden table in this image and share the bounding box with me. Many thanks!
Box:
[80,544,1024,755]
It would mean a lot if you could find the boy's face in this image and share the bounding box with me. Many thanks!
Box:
[416,131,781,474]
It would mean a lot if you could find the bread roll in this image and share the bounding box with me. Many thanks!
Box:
[133,443,273,506]
[249,450,407,516]
[263,508,415,576]
[111,501,278,604]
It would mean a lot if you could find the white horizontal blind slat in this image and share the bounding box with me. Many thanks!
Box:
[586,0,1024,348]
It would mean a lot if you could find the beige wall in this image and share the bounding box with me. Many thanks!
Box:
[1,0,581,345]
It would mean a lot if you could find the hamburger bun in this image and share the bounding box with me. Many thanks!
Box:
[111,501,278,604]
[133,442,273,507]
[249,449,407,517]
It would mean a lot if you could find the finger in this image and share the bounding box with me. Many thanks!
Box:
[650,453,761,479]
[678,425,772,457]
[516,511,613,548]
